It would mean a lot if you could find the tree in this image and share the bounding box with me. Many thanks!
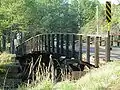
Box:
[0,0,26,32]
[0,0,99,38]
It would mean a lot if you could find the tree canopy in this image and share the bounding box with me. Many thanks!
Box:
[0,0,98,37]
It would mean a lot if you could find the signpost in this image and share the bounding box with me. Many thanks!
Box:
[105,1,111,62]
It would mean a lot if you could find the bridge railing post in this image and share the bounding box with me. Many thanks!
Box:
[36,36,39,51]
[60,34,64,55]
[117,35,120,47]
[39,35,42,52]
[56,34,60,54]
[41,35,44,52]
[47,34,51,53]
[44,34,47,51]
[79,35,82,62]
[95,36,99,67]
[71,34,75,58]
[99,37,102,46]
[110,35,113,46]
[51,34,55,53]
[86,36,90,63]
[65,34,69,57]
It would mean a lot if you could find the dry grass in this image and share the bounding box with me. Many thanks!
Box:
[18,61,120,90]
[0,52,15,66]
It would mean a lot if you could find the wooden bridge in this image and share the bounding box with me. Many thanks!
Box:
[16,33,83,60]
[15,33,120,66]
[2,33,120,82]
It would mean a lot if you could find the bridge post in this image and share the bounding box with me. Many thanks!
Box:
[10,32,15,54]
[99,37,102,46]
[41,35,44,52]
[44,34,47,51]
[51,34,55,53]
[111,35,113,46]
[72,34,75,57]
[47,34,51,53]
[71,34,75,58]
[95,36,99,67]
[38,35,42,51]
[86,36,90,63]
[79,35,82,62]
[56,34,60,54]
[0,39,2,52]
[65,34,69,57]
[2,32,6,51]
[117,35,120,47]
[60,34,64,54]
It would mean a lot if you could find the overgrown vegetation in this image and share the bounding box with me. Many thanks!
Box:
[0,52,17,89]
[0,52,15,66]
[18,61,120,90]
[0,52,15,77]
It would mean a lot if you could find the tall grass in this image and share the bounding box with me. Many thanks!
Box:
[18,55,54,90]
[0,52,15,66]
[0,52,16,89]
[18,61,120,90]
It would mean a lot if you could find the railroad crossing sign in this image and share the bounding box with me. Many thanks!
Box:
[106,1,111,23]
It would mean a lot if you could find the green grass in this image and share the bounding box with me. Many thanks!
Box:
[18,61,120,90]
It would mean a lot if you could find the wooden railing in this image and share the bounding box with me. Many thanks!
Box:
[16,33,83,59]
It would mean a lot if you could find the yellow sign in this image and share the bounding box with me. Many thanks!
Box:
[106,1,111,23]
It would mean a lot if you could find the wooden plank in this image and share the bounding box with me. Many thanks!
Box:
[41,35,44,52]
[71,34,75,57]
[79,35,82,62]
[95,36,99,67]
[10,32,14,53]
[39,35,42,52]
[47,34,51,52]
[99,37,102,46]
[36,36,39,51]
[52,34,55,53]
[110,35,113,46]
[44,34,47,51]
[86,36,90,63]
[65,34,69,57]
[56,34,60,53]
[117,35,120,47]
[60,34,64,54]
[31,38,33,52]
[23,43,26,55]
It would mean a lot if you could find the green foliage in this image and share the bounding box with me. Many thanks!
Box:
[0,0,26,31]
[81,3,120,34]
[0,0,98,37]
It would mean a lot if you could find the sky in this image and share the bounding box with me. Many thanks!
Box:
[98,0,120,4]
